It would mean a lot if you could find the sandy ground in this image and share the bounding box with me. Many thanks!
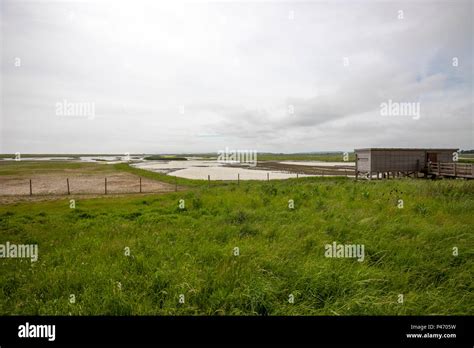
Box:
[167,166,314,180]
[0,172,176,201]
[0,191,181,205]
[133,160,222,174]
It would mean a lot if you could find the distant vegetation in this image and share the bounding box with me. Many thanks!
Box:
[178,152,356,162]
[0,154,130,159]
[5,152,472,164]
[257,152,355,162]
[144,155,188,161]
[0,152,355,162]
[459,153,474,163]
[0,161,472,315]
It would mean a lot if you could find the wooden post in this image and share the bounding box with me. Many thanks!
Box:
[139,177,142,193]
[355,154,358,181]
[438,163,441,176]
[208,175,210,184]
[238,173,240,185]
[296,173,299,179]
[105,177,107,194]
[267,173,269,181]
[29,179,32,196]
[454,163,457,177]
[67,178,70,195]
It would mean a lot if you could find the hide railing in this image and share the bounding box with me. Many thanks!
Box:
[427,162,473,178]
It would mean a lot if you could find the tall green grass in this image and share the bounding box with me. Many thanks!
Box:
[0,176,472,315]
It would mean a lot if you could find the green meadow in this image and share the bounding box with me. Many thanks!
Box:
[0,162,473,315]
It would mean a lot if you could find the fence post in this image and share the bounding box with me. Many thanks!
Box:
[29,179,32,196]
[105,177,107,195]
[67,178,70,195]
[454,163,457,177]
[139,177,142,193]
[238,173,240,185]
[296,173,299,179]
[208,175,210,184]
[355,154,358,181]
[267,173,269,181]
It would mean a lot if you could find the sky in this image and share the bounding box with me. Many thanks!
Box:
[0,0,473,154]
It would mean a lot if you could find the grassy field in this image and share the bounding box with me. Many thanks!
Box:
[0,162,473,315]
[459,154,474,163]
[0,161,115,176]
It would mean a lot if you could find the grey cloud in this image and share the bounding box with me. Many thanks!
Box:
[1,0,472,153]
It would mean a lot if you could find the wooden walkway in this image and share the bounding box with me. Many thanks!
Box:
[426,162,473,179]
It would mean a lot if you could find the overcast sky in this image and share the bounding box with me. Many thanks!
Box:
[1,0,472,154]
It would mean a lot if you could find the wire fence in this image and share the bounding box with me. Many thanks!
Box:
[0,169,357,198]
[0,176,178,197]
